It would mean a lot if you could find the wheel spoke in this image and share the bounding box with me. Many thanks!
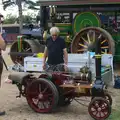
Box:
[87,32,91,43]
[25,48,31,52]
[33,98,39,105]
[42,86,49,93]
[99,111,102,118]
[38,102,44,109]
[91,106,97,112]
[38,101,50,109]
[102,49,108,53]
[88,30,96,42]
[79,43,88,48]
[98,34,102,39]
[81,36,89,44]
[101,39,107,44]
[77,49,87,52]
[37,99,40,106]
[101,51,105,54]
[101,46,109,49]
[94,111,98,116]
[42,102,47,109]
[91,104,98,110]
[39,84,42,93]
[92,31,96,42]
[22,47,31,52]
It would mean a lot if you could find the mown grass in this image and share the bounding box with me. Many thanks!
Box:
[107,109,120,120]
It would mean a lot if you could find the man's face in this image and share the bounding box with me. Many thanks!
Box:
[51,33,58,41]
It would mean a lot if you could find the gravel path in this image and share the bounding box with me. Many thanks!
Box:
[0,46,119,120]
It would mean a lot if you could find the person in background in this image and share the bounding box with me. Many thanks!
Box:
[42,27,68,71]
[0,33,6,116]
[1,30,7,44]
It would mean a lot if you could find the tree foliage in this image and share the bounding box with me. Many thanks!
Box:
[4,14,17,24]
[3,14,35,24]
[2,0,39,33]
[2,0,38,10]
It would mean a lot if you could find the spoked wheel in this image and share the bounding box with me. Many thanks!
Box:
[91,92,112,106]
[71,27,115,54]
[26,78,59,113]
[10,39,44,65]
[88,97,111,120]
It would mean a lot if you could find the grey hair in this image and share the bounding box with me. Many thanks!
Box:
[50,27,60,35]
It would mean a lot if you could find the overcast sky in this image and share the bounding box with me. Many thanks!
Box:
[0,0,39,18]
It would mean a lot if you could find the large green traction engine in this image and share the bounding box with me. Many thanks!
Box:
[9,5,120,64]
[56,12,115,54]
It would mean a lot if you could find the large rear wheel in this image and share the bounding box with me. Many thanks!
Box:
[71,27,115,55]
[26,78,59,113]
[10,39,45,64]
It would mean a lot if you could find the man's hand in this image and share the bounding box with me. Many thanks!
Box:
[42,47,48,70]
[63,48,68,68]
[42,63,46,70]
[64,64,68,72]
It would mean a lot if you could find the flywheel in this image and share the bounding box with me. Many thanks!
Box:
[73,12,101,33]
[71,27,115,55]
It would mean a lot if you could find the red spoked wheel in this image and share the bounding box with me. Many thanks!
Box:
[26,78,59,113]
[91,92,112,106]
[88,97,111,120]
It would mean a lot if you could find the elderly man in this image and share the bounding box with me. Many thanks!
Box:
[42,27,68,71]
[0,33,6,115]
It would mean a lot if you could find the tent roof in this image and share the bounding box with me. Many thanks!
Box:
[38,0,120,6]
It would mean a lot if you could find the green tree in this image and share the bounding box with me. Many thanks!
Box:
[22,15,33,24]
[4,14,17,24]
[2,0,38,33]
[3,13,36,24]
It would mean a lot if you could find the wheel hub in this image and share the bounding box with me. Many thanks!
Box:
[98,107,102,112]
[38,93,43,99]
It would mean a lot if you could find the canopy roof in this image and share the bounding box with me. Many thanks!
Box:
[38,0,120,6]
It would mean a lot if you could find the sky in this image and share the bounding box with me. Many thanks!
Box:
[0,0,39,18]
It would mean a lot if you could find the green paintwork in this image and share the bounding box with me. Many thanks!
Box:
[73,12,101,33]
[55,23,72,36]
[55,12,120,62]
[112,34,120,62]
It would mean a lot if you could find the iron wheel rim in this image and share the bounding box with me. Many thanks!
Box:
[71,27,114,54]
[26,79,58,113]
[88,97,111,120]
